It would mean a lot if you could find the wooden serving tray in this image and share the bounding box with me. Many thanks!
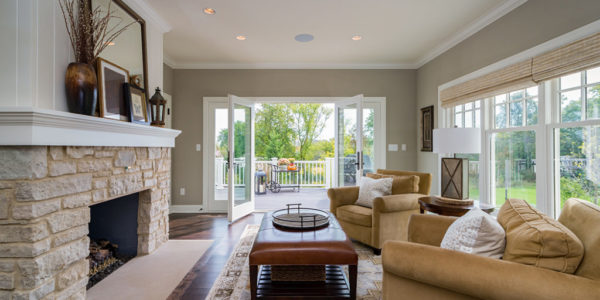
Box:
[436,197,474,206]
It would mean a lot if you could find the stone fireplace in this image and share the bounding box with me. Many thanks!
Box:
[0,145,173,299]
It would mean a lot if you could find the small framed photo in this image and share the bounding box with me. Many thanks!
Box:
[421,105,434,152]
[97,58,130,121]
[124,83,149,125]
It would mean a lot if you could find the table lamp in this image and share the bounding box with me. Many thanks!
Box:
[433,128,481,200]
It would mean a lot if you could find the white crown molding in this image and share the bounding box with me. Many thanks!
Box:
[415,0,527,68]
[169,62,419,70]
[163,54,176,68]
[123,0,172,33]
[0,107,181,147]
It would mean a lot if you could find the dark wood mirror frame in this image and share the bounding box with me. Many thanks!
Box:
[89,0,149,96]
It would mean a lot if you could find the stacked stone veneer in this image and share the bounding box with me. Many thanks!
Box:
[0,146,172,300]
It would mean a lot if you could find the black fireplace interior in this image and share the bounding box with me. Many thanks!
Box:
[89,193,139,256]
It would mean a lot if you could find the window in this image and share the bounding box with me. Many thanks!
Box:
[494,87,538,129]
[452,100,482,199]
[492,131,537,207]
[554,126,600,207]
[453,100,481,128]
[554,67,600,209]
[559,67,600,122]
[444,65,600,217]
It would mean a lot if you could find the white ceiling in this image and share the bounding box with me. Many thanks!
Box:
[145,0,526,69]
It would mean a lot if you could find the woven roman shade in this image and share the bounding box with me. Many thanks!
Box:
[440,59,534,108]
[532,32,600,82]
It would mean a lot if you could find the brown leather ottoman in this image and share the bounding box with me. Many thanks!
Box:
[249,211,358,299]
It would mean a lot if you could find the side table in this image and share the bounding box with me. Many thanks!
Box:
[418,196,495,217]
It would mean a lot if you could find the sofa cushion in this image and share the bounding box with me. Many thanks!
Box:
[355,176,393,208]
[558,198,600,280]
[441,208,506,258]
[367,173,419,195]
[498,198,584,274]
[336,205,372,227]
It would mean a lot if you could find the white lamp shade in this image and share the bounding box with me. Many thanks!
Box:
[433,128,481,154]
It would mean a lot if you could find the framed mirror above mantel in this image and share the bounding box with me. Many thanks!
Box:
[91,0,150,119]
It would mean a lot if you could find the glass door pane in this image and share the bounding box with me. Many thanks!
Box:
[492,131,537,207]
[362,108,375,175]
[214,108,228,202]
[335,95,363,187]
[228,95,255,222]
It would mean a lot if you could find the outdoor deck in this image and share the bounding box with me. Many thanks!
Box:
[215,188,330,211]
[255,188,329,210]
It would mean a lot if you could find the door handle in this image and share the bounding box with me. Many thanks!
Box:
[355,151,361,171]
[227,151,231,169]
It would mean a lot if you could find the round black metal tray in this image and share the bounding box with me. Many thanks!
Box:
[272,204,329,230]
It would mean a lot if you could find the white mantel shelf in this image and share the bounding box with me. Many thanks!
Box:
[0,107,181,147]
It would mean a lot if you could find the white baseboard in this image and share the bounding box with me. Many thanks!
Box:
[169,205,204,213]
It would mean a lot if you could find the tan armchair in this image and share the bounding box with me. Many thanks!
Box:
[382,198,600,300]
[328,169,432,254]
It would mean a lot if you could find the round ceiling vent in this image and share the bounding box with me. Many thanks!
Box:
[294,34,314,43]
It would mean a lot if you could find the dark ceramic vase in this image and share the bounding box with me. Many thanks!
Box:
[65,62,98,115]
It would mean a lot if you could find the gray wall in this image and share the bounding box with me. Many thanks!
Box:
[163,64,174,95]
[416,0,600,194]
[169,69,416,205]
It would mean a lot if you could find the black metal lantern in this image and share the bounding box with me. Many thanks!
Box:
[149,87,166,127]
[255,170,267,195]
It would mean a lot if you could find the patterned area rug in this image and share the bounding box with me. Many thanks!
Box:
[205,225,382,300]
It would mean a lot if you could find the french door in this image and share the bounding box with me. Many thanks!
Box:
[335,95,364,186]
[227,95,255,222]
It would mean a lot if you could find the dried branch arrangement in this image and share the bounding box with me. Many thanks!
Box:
[59,0,137,65]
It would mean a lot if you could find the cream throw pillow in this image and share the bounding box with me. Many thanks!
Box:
[354,176,393,208]
[441,208,506,259]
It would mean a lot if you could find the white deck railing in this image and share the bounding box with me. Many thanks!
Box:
[215,158,334,188]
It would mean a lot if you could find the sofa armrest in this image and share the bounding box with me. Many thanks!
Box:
[407,214,456,246]
[372,193,422,213]
[327,186,359,215]
[382,241,600,300]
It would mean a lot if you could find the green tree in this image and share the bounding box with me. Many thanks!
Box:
[305,139,335,160]
[217,121,248,160]
[290,104,333,160]
[254,104,295,159]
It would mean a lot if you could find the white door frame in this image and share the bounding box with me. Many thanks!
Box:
[228,95,256,222]
[202,96,386,213]
[334,95,364,187]
[202,99,229,212]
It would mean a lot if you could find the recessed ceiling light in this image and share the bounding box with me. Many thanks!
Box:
[236,35,247,41]
[295,34,314,43]
[203,8,216,15]
[352,35,362,41]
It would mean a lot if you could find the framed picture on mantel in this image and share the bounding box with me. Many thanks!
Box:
[421,105,434,152]
[97,58,130,121]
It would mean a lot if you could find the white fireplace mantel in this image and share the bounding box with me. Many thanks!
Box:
[0,107,181,147]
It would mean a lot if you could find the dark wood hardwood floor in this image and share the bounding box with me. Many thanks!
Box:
[167,213,264,300]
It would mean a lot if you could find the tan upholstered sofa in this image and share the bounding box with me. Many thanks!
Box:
[382,198,600,300]
[328,169,432,254]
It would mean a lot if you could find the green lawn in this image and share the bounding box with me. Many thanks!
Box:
[467,183,537,207]
[495,183,537,207]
